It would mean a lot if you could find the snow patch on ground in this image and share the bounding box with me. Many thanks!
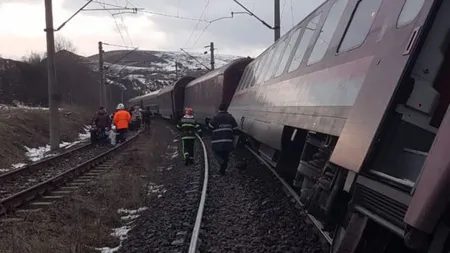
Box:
[96,207,148,253]
[24,126,91,162]
[3,126,92,173]
[147,182,167,198]
[0,102,63,112]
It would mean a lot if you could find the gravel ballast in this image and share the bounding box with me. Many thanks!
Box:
[200,138,329,253]
[118,124,204,253]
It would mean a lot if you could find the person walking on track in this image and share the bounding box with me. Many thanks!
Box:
[177,108,201,166]
[208,103,238,175]
[142,106,152,134]
[113,103,131,143]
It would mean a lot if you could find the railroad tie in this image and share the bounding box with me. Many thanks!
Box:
[51,190,71,195]
[73,179,92,183]
[60,186,79,191]
[68,182,85,187]
[42,195,64,200]
[16,208,43,214]
[0,218,24,223]
[29,202,53,207]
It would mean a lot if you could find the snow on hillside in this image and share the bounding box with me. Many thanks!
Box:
[88,50,241,94]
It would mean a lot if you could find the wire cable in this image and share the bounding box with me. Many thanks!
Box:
[184,0,211,48]
[96,0,128,46]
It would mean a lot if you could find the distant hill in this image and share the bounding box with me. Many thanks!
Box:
[88,50,241,93]
[0,49,240,110]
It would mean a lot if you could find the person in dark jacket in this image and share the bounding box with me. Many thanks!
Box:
[142,107,152,134]
[177,108,201,166]
[208,103,238,175]
[92,106,111,143]
[93,106,110,129]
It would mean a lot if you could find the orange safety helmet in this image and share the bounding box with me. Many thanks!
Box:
[185,107,193,115]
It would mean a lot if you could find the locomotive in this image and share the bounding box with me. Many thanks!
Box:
[129,0,450,252]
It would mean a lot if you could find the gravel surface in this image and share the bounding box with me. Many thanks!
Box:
[118,123,203,253]
[0,132,140,200]
[200,138,329,253]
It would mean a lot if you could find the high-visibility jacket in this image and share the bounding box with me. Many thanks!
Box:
[113,109,131,130]
[208,111,238,152]
[177,115,201,140]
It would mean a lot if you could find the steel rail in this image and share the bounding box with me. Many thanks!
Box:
[188,134,209,253]
[0,132,141,216]
[245,145,334,245]
[0,141,91,182]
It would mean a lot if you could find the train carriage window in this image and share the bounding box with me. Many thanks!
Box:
[244,63,257,89]
[288,13,322,73]
[239,66,252,90]
[397,0,425,27]
[257,47,276,84]
[237,71,249,91]
[263,35,290,82]
[337,0,383,53]
[274,27,301,77]
[253,53,269,86]
[308,0,349,65]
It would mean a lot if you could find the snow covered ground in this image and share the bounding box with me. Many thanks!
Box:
[2,126,92,173]
[97,50,241,93]
[95,207,149,253]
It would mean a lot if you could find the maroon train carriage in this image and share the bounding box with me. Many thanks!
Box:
[184,57,253,125]
[228,0,450,252]
[128,90,160,114]
[157,76,195,121]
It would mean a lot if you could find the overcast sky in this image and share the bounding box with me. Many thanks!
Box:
[0,0,325,60]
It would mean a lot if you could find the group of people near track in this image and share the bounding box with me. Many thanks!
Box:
[177,103,238,175]
[92,102,238,175]
[91,103,153,146]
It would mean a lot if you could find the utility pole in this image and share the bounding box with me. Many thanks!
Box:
[274,0,281,41]
[175,60,178,80]
[99,41,104,107]
[232,0,281,42]
[210,42,215,70]
[45,0,60,151]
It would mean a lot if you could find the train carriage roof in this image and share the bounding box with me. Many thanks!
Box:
[186,57,253,88]
[128,90,160,104]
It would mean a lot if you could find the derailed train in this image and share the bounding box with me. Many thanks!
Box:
[129,0,450,252]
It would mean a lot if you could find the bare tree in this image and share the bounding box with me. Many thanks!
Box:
[55,36,77,53]
[21,51,44,65]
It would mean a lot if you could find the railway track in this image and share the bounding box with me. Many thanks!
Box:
[0,131,142,218]
[186,138,330,253]
[188,134,209,253]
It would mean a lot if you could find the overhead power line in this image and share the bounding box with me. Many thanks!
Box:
[54,0,93,31]
[231,0,275,30]
[180,48,210,70]
[105,47,139,69]
[103,42,135,48]
[184,0,211,48]
[92,0,208,22]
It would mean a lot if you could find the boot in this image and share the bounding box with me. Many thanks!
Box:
[220,164,226,175]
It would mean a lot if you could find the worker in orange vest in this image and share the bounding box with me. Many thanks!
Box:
[113,103,131,143]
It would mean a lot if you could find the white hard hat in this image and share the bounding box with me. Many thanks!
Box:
[116,103,125,110]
